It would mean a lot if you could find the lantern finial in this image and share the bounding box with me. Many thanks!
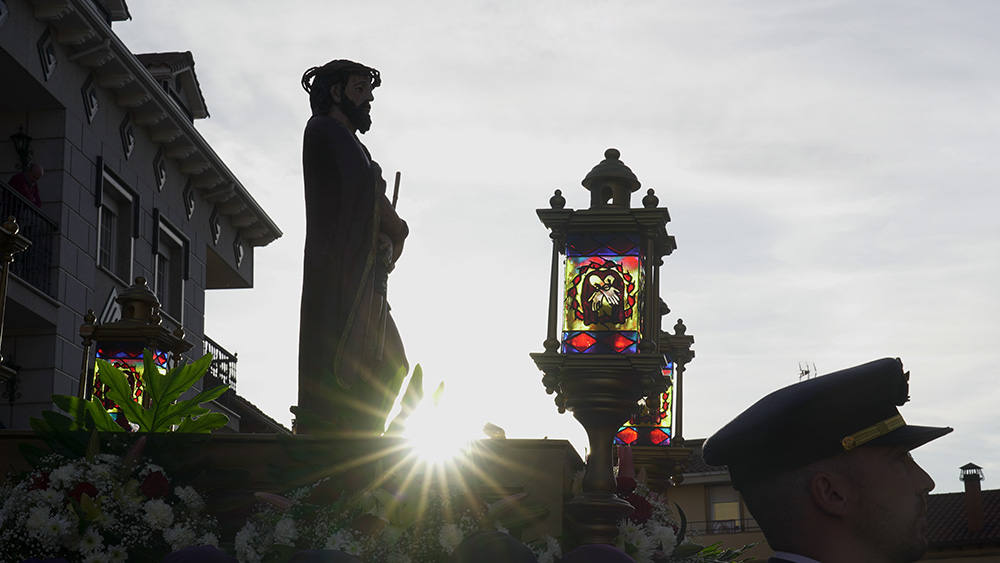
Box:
[582,148,641,209]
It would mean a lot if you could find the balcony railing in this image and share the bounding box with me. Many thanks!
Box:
[203,335,237,391]
[0,180,57,298]
[685,519,761,536]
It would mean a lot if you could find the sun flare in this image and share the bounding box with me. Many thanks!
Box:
[400,400,479,466]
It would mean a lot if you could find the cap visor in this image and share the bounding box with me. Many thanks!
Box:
[870,424,953,451]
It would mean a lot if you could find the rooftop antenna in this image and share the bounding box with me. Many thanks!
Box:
[798,361,817,382]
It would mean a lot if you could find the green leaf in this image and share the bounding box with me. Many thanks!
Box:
[40,410,74,433]
[79,491,101,521]
[52,394,89,430]
[432,381,445,406]
[672,543,706,559]
[143,352,165,405]
[175,412,229,433]
[384,364,424,435]
[96,359,150,430]
[157,385,229,430]
[674,502,688,546]
[158,354,213,406]
[85,399,125,433]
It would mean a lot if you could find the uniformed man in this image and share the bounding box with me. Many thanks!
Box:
[703,358,952,563]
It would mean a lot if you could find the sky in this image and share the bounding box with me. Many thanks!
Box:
[114,1,999,493]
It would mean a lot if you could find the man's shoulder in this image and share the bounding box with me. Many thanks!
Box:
[304,115,353,143]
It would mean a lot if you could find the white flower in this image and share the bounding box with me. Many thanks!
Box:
[174,485,205,512]
[325,529,362,554]
[534,535,562,563]
[649,522,676,557]
[619,520,655,562]
[38,489,61,506]
[45,514,70,538]
[106,544,128,563]
[386,553,411,563]
[438,523,464,554]
[49,465,78,488]
[235,522,261,563]
[163,524,197,551]
[26,506,50,533]
[79,527,104,554]
[199,532,219,547]
[91,463,113,482]
[143,499,174,529]
[273,517,298,546]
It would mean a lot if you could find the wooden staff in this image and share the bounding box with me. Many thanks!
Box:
[391,171,401,208]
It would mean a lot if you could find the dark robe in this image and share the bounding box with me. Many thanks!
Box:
[297,115,408,434]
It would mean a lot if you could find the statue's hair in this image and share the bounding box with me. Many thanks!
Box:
[301,60,381,115]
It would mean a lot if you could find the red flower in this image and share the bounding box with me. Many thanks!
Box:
[141,471,169,498]
[69,482,98,502]
[28,471,50,491]
[624,492,654,524]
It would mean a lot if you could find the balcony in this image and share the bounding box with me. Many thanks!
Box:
[0,180,57,298]
[203,335,237,391]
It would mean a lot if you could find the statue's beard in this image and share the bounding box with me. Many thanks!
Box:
[341,99,372,134]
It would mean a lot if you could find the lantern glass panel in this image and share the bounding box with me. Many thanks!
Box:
[563,233,642,354]
[613,361,674,447]
[92,342,168,425]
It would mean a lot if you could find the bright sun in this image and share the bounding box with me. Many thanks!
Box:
[399,399,479,466]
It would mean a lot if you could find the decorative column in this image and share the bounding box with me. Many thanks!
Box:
[531,149,676,546]
[660,319,694,444]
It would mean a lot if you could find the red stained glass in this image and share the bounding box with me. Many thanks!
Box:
[567,332,597,352]
[612,333,636,353]
[616,427,638,445]
[650,428,670,446]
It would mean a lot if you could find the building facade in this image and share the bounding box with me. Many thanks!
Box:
[0,0,282,430]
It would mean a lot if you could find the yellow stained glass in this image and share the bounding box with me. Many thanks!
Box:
[564,255,641,332]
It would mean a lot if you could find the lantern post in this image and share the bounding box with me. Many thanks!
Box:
[531,148,676,545]
[79,277,191,428]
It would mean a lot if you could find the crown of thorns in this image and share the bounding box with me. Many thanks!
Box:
[300,60,381,93]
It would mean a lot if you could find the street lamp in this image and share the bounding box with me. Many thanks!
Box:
[531,148,676,545]
[78,277,191,429]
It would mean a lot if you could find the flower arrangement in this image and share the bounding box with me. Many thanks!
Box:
[0,452,219,562]
[611,446,754,563]
[615,472,680,562]
[236,479,477,562]
[234,474,541,563]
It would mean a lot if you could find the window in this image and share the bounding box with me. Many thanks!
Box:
[708,485,741,532]
[97,171,136,283]
[153,211,188,322]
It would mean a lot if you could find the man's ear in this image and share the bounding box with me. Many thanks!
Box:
[809,470,852,517]
[329,84,342,104]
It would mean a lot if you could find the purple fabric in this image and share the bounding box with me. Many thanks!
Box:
[561,544,637,563]
[162,545,237,563]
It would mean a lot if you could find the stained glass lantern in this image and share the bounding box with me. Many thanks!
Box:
[614,360,674,447]
[531,148,678,544]
[79,277,191,429]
